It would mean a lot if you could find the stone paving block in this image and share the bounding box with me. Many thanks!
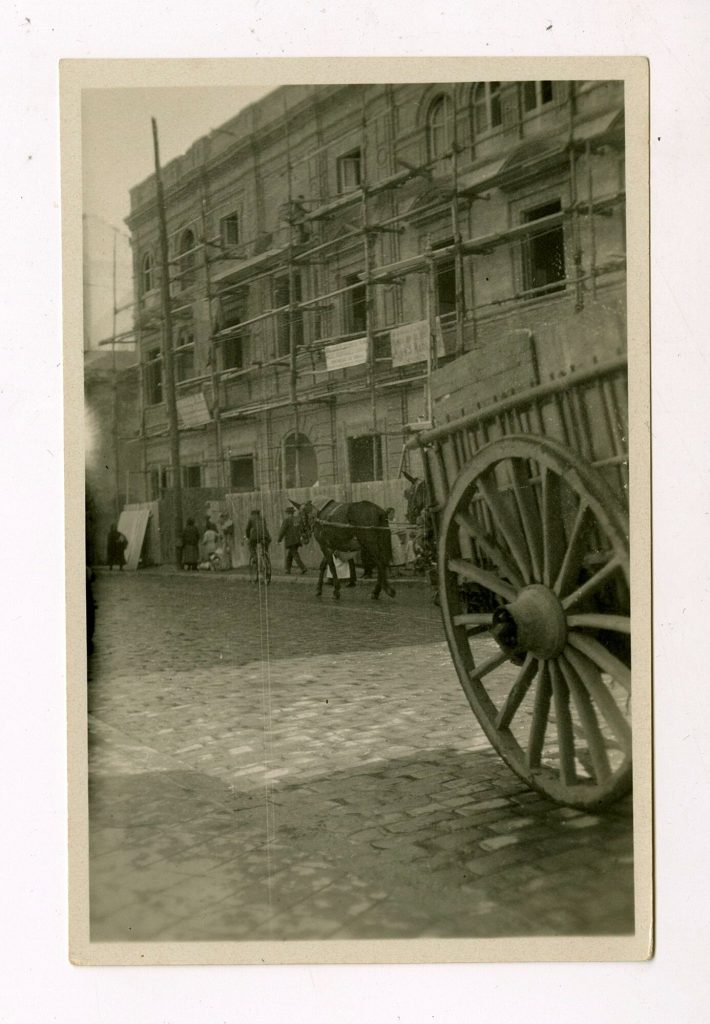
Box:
[425,828,486,853]
[384,811,451,834]
[479,834,521,852]
[487,816,536,834]
[463,845,531,878]
[561,815,606,830]
[87,575,635,940]
[470,797,513,812]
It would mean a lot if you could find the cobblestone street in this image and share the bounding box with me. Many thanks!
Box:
[87,568,634,942]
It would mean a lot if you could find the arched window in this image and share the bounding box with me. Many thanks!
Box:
[427,94,453,161]
[473,82,502,136]
[178,228,196,290]
[141,251,154,294]
[279,432,318,489]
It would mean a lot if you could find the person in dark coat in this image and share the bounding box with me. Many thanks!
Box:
[245,510,271,560]
[181,518,200,570]
[277,507,307,574]
[107,524,128,570]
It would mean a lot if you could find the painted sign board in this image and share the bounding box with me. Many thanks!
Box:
[390,319,445,367]
[324,336,368,372]
[177,391,212,428]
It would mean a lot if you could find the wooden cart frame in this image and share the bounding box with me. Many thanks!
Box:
[407,355,630,809]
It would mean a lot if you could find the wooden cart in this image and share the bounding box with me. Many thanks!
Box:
[407,354,630,810]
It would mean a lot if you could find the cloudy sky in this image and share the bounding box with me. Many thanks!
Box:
[82,85,273,347]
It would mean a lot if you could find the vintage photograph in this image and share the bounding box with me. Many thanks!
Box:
[70,61,650,961]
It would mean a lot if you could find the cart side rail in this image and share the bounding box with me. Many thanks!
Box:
[406,355,628,517]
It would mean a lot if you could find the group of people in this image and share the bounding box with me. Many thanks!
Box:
[113,501,421,577]
[243,506,309,574]
[178,506,308,574]
[180,512,235,571]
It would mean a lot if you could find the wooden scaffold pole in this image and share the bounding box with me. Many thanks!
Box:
[151,117,183,566]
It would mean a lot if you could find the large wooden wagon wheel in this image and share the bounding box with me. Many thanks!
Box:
[439,434,631,810]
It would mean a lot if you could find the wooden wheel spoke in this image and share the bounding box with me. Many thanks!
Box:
[558,653,611,783]
[541,466,567,587]
[440,434,632,808]
[566,613,631,634]
[564,645,631,755]
[452,612,494,627]
[447,558,517,603]
[495,654,538,730]
[510,459,544,581]
[561,556,621,611]
[527,661,552,768]
[477,470,533,584]
[567,631,631,693]
[550,660,577,785]
[454,510,525,590]
[469,649,511,684]
[554,502,591,597]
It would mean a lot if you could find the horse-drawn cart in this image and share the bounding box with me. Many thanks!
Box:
[406,353,630,810]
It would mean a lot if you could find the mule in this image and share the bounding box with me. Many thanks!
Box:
[294,498,395,601]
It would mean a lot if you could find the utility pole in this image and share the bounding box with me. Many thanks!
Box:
[199,178,224,489]
[283,95,301,487]
[152,117,183,567]
[111,227,121,519]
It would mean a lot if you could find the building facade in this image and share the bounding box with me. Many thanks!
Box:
[125,80,626,564]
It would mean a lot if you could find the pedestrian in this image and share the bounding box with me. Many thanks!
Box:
[403,529,417,574]
[201,519,219,568]
[106,523,128,571]
[218,511,234,570]
[180,517,200,571]
[245,509,271,561]
[386,506,405,577]
[277,507,307,574]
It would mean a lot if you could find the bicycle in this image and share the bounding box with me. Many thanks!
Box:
[249,541,272,585]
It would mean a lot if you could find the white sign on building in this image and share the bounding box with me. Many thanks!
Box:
[390,319,445,367]
[324,336,369,372]
[177,391,212,428]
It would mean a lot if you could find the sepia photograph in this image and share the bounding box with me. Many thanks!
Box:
[65,58,651,963]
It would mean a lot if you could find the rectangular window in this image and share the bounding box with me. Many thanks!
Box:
[348,434,383,483]
[182,464,202,488]
[230,455,255,492]
[220,212,240,247]
[145,347,163,405]
[274,274,303,357]
[521,200,566,296]
[176,349,195,382]
[160,467,170,490]
[523,80,554,112]
[345,273,367,334]
[223,332,244,370]
[149,469,160,500]
[218,285,248,329]
[175,329,195,383]
[432,238,457,317]
[523,81,538,112]
[337,148,362,192]
[373,333,392,362]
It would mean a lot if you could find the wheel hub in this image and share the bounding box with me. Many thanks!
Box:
[494,584,568,659]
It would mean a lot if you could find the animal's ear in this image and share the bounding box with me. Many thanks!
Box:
[289,499,302,509]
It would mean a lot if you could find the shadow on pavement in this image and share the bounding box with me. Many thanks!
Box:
[89,745,634,943]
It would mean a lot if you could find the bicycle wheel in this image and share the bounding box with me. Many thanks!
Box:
[263,549,272,584]
[249,552,259,584]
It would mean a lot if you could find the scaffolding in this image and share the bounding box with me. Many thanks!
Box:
[124,81,626,499]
